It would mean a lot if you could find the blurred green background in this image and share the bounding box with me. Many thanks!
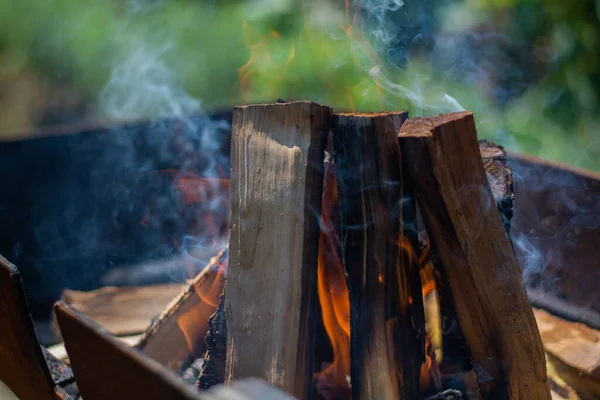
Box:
[0,0,598,171]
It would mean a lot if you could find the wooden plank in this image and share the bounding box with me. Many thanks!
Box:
[54,301,201,400]
[138,249,227,371]
[398,112,550,400]
[226,101,331,398]
[0,256,67,400]
[54,302,298,400]
[58,283,185,337]
[534,308,600,380]
[333,112,423,399]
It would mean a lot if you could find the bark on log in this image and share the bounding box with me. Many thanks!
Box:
[333,112,424,400]
[479,140,513,233]
[398,112,550,400]
[225,102,331,398]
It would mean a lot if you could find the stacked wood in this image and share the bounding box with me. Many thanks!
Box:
[332,112,424,399]
[398,112,550,399]
[225,101,332,398]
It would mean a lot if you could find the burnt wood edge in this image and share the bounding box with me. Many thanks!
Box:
[54,301,202,400]
[0,256,77,399]
[136,248,228,351]
[197,289,227,389]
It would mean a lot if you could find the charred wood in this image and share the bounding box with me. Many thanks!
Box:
[333,111,423,400]
[197,290,227,390]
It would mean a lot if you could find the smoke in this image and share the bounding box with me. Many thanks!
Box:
[25,0,229,308]
[99,40,201,122]
[347,0,600,303]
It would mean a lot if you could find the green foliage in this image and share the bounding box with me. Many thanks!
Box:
[0,0,598,171]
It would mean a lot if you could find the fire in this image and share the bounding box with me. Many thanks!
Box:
[176,257,227,357]
[161,170,230,206]
[159,170,229,356]
[314,160,351,396]
[421,332,443,392]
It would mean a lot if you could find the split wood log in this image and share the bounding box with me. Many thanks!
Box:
[56,283,185,338]
[53,302,296,400]
[398,112,550,400]
[138,249,227,371]
[333,112,424,400]
[423,140,514,373]
[0,256,76,400]
[226,101,332,398]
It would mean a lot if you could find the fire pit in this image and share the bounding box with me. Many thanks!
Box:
[0,103,599,400]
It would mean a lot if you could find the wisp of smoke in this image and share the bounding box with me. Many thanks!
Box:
[99,39,200,122]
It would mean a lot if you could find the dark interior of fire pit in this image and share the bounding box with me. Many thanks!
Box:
[0,113,231,325]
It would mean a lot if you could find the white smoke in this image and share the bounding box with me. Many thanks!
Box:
[369,65,465,114]
[99,39,200,121]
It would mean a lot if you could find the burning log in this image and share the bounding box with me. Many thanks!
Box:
[398,112,550,399]
[332,112,424,399]
[137,249,227,371]
[197,290,227,390]
[225,101,332,398]
[0,256,78,400]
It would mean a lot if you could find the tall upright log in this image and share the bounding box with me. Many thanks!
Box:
[398,112,549,400]
[333,112,424,400]
[225,102,331,399]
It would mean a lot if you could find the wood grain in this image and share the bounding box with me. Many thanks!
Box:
[226,101,331,399]
[398,112,550,400]
[59,283,185,337]
[333,112,423,400]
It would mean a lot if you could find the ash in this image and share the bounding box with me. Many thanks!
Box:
[180,357,205,386]
[425,389,464,400]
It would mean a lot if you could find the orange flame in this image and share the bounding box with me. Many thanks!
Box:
[176,256,227,357]
[421,332,443,392]
[159,170,230,357]
[314,160,351,396]
[163,171,230,205]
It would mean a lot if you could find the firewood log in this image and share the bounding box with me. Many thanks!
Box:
[398,112,550,400]
[333,112,424,400]
[225,101,332,398]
